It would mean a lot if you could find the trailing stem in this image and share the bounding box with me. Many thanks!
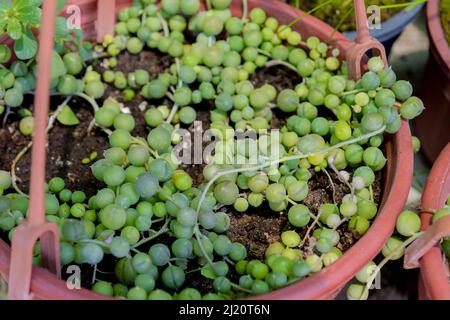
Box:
[327,7,354,43]
[131,137,159,158]
[328,155,354,196]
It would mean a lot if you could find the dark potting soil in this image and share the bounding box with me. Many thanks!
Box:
[0,47,385,295]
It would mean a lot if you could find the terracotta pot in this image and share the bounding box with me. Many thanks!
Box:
[0,0,414,300]
[415,0,450,164]
[418,143,450,300]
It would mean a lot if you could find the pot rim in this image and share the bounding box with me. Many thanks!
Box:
[0,0,414,300]
[418,143,450,300]
[427,0,450,75]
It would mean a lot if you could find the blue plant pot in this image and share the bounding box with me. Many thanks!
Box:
[343,3,425,54]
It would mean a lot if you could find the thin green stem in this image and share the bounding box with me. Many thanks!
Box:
[206,0,212,10]
[167,106,179,123]
[223,256,235,265]
[328,155,354,197]
[79,239,110,249]
[333,217,348,231]
[157,188,183,209]
[231,282,252,293]
[186,267,202,274]
[194,226,215,266]
[131,137,159,158]
[26,58,35,67]
[170,257,188,262]
[256,49,272,58]
[92,263,97,284]
[151,217,165,224]
[193,225,250,293]
[2,106,11,128]
[379,0,427,10]
[340,89,363,97]
[286,198,319,221]
[207,36,216,47]
[286,197,298,207]
[166,59,182,124]
[166,91,175,101]
[285,0,336,30]
[131,247,142,254]
[328,7,354,43]
[300,208,322,248]
[11,142,31,196]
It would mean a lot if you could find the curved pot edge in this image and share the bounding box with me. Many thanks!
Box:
[426,0,450,76]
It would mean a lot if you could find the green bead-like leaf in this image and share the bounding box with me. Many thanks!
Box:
[201,265,217,280]
[57,105,80,126]
[14,28,37,60]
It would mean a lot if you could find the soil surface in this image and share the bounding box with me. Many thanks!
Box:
[0,47,384,295]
